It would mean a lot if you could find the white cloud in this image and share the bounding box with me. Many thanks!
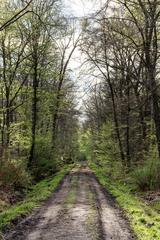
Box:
[63,0,105,18]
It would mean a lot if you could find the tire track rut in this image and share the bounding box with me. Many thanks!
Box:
[4,167,135,240]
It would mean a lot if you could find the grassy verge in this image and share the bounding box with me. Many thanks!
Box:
[89,162,160,240]
[0,165,72,231]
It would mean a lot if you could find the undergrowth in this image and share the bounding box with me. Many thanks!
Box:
[133,150,160,191]
[0,165,72,231]
[89,162,160,240]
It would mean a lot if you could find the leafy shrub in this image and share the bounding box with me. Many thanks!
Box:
[93,122,123,178]
[133,148,160,190]
[33,158,58,180]
[0,160,31,190]
[33,136,58,179]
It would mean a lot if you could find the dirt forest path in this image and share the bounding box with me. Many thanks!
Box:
[5,167,135,240]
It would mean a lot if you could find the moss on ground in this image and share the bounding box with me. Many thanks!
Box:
[89,162,160,240]
[0,165,72,231]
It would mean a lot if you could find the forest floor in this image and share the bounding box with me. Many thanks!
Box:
[4,166,134,240]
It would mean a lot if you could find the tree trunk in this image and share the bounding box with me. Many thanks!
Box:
[109,82,125,162]
[150,78,160,157]
[28,55,38,167]
[52,93,60,148]
[126,75,131,166]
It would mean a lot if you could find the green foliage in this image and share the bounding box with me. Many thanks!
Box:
[0,160,31,190]
[78,130,93,160]
[10,122,31,152]
[33,136,58,179]
[96,122,119,157]
[90,162,160,240]
[133,147,160,190]
[0,166,72,231]
[81,122,123,178]
[94,123,121,175]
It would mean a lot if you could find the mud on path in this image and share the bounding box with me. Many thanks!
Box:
[4,167,135,240]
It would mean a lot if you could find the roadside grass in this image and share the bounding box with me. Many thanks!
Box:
[89,162,160,240]
[0,165,72,232]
